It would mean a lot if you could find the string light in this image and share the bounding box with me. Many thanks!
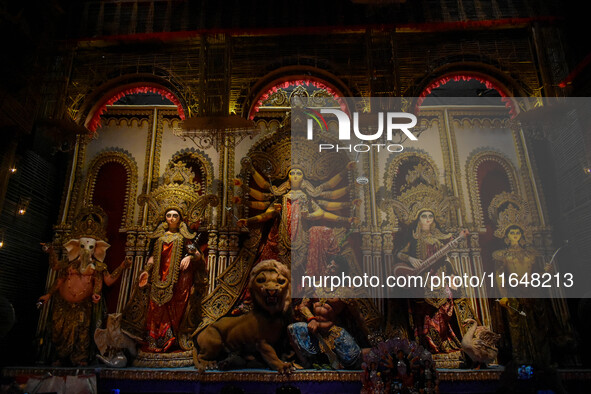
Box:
[16,197,31,216]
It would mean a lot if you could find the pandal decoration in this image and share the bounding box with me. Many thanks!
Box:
[361,338,438,394]
[88,86,185,132]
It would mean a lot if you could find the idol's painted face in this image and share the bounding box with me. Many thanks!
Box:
[419,211,434,230]
[507,228,523,245]
[165,210,180,230]
[289,168,304,188]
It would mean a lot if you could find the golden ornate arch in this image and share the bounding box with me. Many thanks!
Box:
[242,66,354,120]
[76,76,189,133]
[407,66,540,117]
[84,150,139,231]
[169,149,214,194]
[465,150,520,228]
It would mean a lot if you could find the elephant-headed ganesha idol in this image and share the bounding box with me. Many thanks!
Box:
[38,205,131,366]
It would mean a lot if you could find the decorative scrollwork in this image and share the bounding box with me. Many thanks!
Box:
[383,150,441,195]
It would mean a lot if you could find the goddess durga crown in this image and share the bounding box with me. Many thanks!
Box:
[139,162,200,225]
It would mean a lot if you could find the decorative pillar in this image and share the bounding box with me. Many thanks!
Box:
[370,232,384,311]
[467,233,492,328]
[207,229,219,294]
[116,227,148,313]
[382,230,394,277]
[216,233,229,290]
[361,230,374,305]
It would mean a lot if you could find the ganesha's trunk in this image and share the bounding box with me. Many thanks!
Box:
[80,248,93,272]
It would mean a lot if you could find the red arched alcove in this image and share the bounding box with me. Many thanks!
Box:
[92,161,128,313]
[477,159,513,272]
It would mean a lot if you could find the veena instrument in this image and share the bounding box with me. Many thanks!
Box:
[392,229,469,277]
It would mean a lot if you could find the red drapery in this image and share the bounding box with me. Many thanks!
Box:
[144,241,195,353]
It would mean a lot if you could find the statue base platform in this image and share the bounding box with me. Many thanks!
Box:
[433,350,463,369]
[132,349,193,368]
[4,365,591,393]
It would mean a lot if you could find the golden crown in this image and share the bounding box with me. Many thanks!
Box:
[246,135,349,183]
[488,192,532,240]
[391,183,458,226]
[139,162,200,226]
[70,205,108,241]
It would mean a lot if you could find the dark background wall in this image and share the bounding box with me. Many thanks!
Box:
[0,131,68,366]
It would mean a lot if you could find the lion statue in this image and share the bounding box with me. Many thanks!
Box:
[193,259,293,372]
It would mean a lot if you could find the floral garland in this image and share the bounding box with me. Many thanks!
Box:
[416,74,517,118]
[88,86,185,132]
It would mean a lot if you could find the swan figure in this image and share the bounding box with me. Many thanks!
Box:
[461,318,500,369]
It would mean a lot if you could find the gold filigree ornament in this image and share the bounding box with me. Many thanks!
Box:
[244,135,346,184]
[69,205,108,241]
[488,192,533,241]
[389,183,458,227]
[291,124,348,182]
[405,163,437,186]
[138,162,218,227]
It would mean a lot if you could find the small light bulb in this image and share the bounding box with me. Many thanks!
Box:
[0,241,4,248]
[9,167,16,174]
